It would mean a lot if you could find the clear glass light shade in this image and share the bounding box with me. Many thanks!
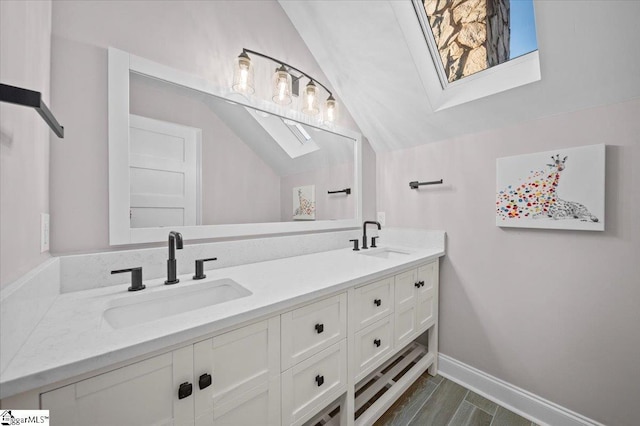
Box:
[232,52,255,95]
[324,95,338,123]
[272,65,292,105]
[302,80,320,115]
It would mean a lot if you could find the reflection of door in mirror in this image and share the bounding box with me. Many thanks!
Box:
[129,114,201,228]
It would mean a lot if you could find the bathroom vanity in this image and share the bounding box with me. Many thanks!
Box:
[0,235,443,426]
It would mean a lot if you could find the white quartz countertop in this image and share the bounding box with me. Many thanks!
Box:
[0,243,444,398]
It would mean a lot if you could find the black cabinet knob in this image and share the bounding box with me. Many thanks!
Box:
[315,375,325,386]
[419,280,425,287]
[315,323,324,334]
[199,373,212,390]
[374,338,381,347]
[374,298,382,307]
[414,282,421,288]
[193,257,218,280]
[178,382,193,399]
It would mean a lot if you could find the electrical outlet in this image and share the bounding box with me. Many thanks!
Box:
[41,213,50,252]
[377,212,386,226]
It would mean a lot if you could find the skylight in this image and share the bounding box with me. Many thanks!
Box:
[415,0,538,85]
[391,0,541,109]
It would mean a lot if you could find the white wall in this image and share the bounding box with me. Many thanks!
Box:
[377,98,640,426]
[49,0,370,254]
[0,0,52,288]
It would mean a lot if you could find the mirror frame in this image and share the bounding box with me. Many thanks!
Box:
[108,48,362,245]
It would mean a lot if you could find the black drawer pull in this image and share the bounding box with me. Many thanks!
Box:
[199,373,212,390]
[178,382,193,399]
[315,374,325,386]
[374,298,381,307]
[315,323,324,334]
[374,338,381,347]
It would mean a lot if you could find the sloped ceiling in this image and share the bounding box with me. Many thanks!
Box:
[279,1,640,152]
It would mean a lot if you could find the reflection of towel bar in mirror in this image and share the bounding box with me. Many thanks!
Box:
[0,83,64,138]
[409,179,443,189]
[327,188,351,195]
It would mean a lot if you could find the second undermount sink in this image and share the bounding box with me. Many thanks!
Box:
[103,278,251,329]
[358,247,413,259]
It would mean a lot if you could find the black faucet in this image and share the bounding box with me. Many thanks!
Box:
[362,221,381,249]
[165,231,183,285]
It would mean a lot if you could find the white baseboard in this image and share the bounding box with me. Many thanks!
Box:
[437,353,605,426]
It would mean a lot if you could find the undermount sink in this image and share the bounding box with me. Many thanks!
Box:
[358,247,413,259]
[103,278,251,329]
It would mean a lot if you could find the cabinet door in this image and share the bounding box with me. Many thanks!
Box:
[41,349,194,426]
[281,293,347,371]
[354,315,394,381]
[193,317,280,426]
[281,340,347,426]
[394,269,418,348]
[416,261,438,330]
[353,277,393,331]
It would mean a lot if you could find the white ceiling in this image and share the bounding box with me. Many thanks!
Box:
[279,0,640,152]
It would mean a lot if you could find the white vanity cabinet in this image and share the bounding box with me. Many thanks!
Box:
[41,317,281,426]
[19,256,442,426]
[394,262,439,349]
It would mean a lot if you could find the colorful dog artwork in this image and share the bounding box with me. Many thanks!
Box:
[496,144,605,231]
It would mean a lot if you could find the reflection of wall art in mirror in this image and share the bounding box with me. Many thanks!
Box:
[108,48,363,244]
[293,185,316,220]
[496,144,605,231]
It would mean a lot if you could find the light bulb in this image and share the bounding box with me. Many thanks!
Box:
[325,95,337,122]
[278,78,287,101]
[239,67,248,90]
[302,80,320,116]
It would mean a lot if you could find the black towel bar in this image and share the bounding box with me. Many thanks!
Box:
[327,188,351,195]
[409,179,443,189]
[0,83,64,138]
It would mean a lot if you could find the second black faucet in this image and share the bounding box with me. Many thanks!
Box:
[362,221,382,249]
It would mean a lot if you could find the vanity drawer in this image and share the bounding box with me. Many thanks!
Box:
[354,315,394,381]
[281,292,347,371]
[281,340,347,426]
[353,277,394,331]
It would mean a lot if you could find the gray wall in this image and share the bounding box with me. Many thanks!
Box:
[0,0,52,288]
[49,0,371,254]
[377,98,640,426]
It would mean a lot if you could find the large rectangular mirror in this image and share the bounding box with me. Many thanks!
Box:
[109,48,362,244]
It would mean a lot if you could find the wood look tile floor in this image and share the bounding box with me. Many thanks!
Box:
[374,373,539,426]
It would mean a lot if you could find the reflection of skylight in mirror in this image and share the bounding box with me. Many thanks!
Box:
[417,0,538,84]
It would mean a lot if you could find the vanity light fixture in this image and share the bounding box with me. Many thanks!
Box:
[232,49,338,122]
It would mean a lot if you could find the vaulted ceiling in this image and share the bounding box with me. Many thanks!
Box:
[279,1,640,152]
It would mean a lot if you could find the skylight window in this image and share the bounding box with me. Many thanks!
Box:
[415,0,538,85]
[392,0,541,109]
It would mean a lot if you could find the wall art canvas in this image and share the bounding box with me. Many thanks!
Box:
[496,144,605,231]
[293,185,316,220]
